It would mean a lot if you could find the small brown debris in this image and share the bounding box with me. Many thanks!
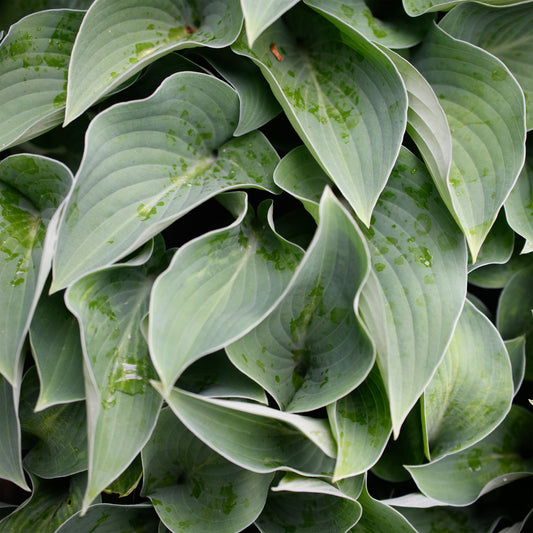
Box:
[270,43,283,62]
[185,25,197,34]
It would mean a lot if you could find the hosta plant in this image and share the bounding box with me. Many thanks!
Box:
[0,0,532,531]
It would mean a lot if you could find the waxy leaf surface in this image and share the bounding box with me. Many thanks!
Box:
[233,5,407,226]
[413,23,526,261]
[65,0,243,122]
[142,407,272,533]
[53,72,280,290]
[0,9,83,150]
[403,0,530,17]
[150,194,303,393]
[423,299,513,460]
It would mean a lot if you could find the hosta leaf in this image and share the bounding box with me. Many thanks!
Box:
[0,154,72,384]
[505,336,526,395]
[227,188,373,413]
[240,0,300,46]
[199,48,281,136]
[65,0,243,123]
[20,368,87,478]
[154,384,337,476]
[273,145,331,222]
[0,10,83,150]
[149,194,303,393]
[104,456,142,497]
[328,367,392,480]
[305,0,433,49]
[497,263,533,380]
[56,503,159,533]
[142,407,272,533]
[256,474,362,532]
[504,152,533,252]
[52,72,281,291]
[232,5,407,226]
[177,351,268,403]
[358,148,467,435]
[422,299,513,460]
[0,374,28,491]
[412,23,526,261]
[29,285,84,410]
[65,245,168,510]
[441,2,533,130]
[407,406,533,506]
[0,473,88,532]
[352,481,417,533]
[381,48,452,206]
[403,0,531,17]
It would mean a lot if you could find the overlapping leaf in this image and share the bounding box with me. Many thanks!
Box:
[403,0,530,17]
[305,0,433,49]
[441,2,533,130]
[149,194,303,393]
[422,299,513,460]
[505,336,526,394]
[0,154,72,384]
[358,148,467,435]
[154,384,336,477]
[0,9,83,150]
[407,406,533,506]
[142,407,272,533]
[232,4,407,226]
[65,245,168,510]
[227,188,373,413]
[413,23,526,261]
[53,72,281,290]
[65,0,243,122]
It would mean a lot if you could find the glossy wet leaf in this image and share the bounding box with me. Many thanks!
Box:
[497,263,533,380]
[65,245,167,510]
[0,10,83,150]
[0,374,28,491]
[407,406,533,506]
[305,0,433,49]
[328,367,391,480]
[441,2,533,130]
[199,48,281,135]
[227,188,373,413]
[256,474,362,533]
[65,0,243,123]
[0,473,87,532]
[154,384,336,476]
[403,0,530,17]
[423,299,513,460]
[20,368,87,478]
[413,23,526,261]
[504,152,533,252]
[358,148,467,435]
[176,351,267,403]
[56,503,159,533]
[149,194,303,393]
[233,5,407,226]
[142,407,272,533]
[240,0,300,46]
[53,71,281,290]
[0,154,72,385]
[29,285,84,410]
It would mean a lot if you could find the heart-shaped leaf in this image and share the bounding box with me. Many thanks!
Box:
[142,407,272,533]
[65,0,243,122]
[149,193,303,393]
[422,299,513,460]
[0,10,83,150]
[53,71,281,291]
[232,4,407,226]
[227,187,373,413]
[65,242,168,510]
[412,23,526,261]
[154,384,336,477]
[358,148,467,435]
[440,2,533,130]
[407,406,533,506]
[0,154,72,384]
